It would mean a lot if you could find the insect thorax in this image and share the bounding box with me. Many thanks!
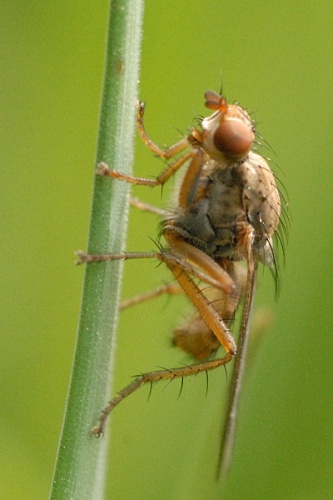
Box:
[165,151,280,266]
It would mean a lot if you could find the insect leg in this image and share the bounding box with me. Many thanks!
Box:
[82,241,239,436]
[136,100,190,159]
[128,196,168,216]
[119,282,183,310]
[93,265,237,437]
[163,230,235,294]
[76,250,159,265]
[92,354,233,438]
[96,148,196,187]
[77,248,232,295]
[96,102,203,188]
[163,252,236,355]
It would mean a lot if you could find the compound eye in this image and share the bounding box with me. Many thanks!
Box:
[214,119,253,158]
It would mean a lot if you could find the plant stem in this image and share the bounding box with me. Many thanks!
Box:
[50,1,144,498]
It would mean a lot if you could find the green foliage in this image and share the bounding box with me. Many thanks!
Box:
[49,1,143,498]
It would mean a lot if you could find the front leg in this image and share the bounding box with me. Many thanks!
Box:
[96,148,194,187]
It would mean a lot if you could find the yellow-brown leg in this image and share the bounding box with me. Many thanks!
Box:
[88,240,239,437]
[128,196,167,216]
[95,100,204,188]
[136,100,190,159]
[119,282,183,310]
[163,230,235,294]
[92,263,237,437]
[96,148,196,187]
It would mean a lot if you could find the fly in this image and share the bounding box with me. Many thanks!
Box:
[78,90,284,477]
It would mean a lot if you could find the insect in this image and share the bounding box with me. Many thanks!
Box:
[78,90,284,477]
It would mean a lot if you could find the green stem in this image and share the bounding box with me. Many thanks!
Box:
[50,1,144,498]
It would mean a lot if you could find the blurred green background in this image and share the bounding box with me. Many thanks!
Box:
[2,1,333,499]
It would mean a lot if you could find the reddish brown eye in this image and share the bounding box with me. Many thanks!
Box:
[214,119,253,157]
